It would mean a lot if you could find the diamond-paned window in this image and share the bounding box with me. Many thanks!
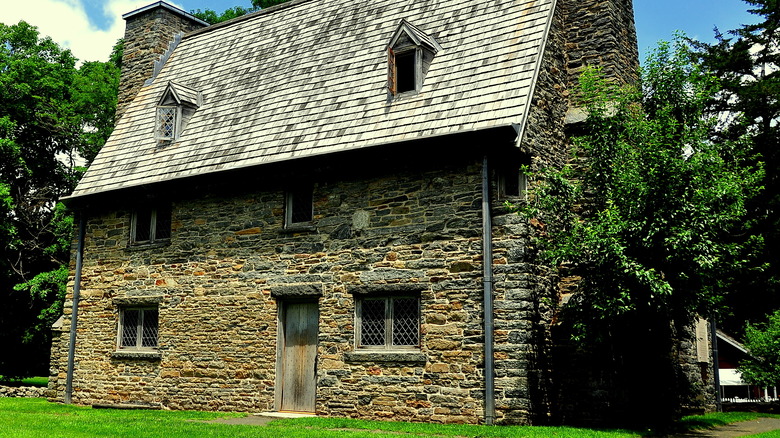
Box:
[119,307,158,350]
[155,106,178,140]
[357,296,419,349]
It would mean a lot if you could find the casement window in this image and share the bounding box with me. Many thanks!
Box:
[155,105,181,140]
[356,296,420,349]
[387,20,441,97]
[154,81,202,141]
[285,186,313,227]
[498,165,528,199]
[118,307,158,350]
[131,205,171,245]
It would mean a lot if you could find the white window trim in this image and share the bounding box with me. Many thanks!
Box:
[355,295,420,350]
[117,307,158,351]
[498,168,528,200]
[155,105,182,141]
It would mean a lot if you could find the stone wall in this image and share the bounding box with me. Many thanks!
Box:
[48,323,68,402]
[117,5,207,122]
[562,0,639,91]
[489,2,569,425]
[51,150,548,424]
[0,385,47,398]
[520,1,570,170]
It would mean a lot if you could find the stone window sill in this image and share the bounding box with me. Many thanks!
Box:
[112,350,162,360]
[125,240,170,252]
[279,224,317,235]
[343,350,427,364]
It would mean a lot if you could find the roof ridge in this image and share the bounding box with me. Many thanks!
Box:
[185,0,315,40]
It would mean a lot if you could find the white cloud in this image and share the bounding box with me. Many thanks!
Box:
[2,0,183,63]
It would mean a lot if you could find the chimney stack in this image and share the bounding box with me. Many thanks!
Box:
[117,1,208,122]
[563,0,639,89]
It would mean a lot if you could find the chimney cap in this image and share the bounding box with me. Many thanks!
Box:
[122,1,210,27]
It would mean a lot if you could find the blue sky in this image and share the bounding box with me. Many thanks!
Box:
[1,0,764,63]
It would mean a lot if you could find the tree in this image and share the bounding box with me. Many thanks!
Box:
[191,0,291,25]
[522,38,762,426]
[0,21,120,379]
[739,309,780,387]
[191,6,254,25]
[691,0,780,336]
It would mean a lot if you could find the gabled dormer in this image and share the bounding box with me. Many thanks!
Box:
[387,20,442,97]
[155,81,202,141]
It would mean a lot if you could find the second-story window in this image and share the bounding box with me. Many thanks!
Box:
[131,205,171,245]
[285,186,313,227]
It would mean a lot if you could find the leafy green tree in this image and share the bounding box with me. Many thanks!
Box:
[191,6,255,25]
[739,309,780,387]
[252,0,289,8]
[523,38,762,426]
[0,21,120,379]
[691,0,780,336]
[192,0,290,25]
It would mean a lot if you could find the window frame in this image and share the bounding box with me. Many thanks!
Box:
[355,295,421,350]
[117,306,159,351]
[391,48,421,95]
[498,166,528,200]
[284,186,313,228]
[130,205,172,246]
[154,105,181,141]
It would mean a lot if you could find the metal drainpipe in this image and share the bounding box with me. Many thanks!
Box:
[65,213,86,404]
[482,156,496,425]
[710,319,722,412]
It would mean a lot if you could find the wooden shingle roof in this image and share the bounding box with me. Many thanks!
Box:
[70,0,555,199]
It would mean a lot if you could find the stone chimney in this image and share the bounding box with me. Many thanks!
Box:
[562,0,639,90]
[116,1,209,122]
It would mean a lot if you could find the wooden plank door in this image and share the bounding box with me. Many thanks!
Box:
[279,301,318,412]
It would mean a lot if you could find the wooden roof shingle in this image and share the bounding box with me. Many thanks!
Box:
[70,0,555,199]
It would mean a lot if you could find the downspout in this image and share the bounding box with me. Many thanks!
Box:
[710,319,722,412]
[64,212,86,404]
[482,156,496,425]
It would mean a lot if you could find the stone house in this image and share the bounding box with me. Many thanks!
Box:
[49,0,642,424]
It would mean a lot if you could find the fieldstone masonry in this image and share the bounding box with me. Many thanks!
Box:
[562,0,640,89]
[50,154,552,423]
[0,385,47,398]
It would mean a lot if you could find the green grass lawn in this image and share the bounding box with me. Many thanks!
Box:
[676,411,769,430]
[0,398,776,438]
[0,398,640,438]
[0,376,48,387]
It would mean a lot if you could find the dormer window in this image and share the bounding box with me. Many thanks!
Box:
[155,81,202,141]
[387,20,442,97]
[394,50,417,93]
[155,106,180,140]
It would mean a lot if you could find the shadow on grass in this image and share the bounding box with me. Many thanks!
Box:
[0,377,48,388]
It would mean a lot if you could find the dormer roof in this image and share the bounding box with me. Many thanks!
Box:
[158,81,201,107]
[388,20,442,53]
[70,0,556,199]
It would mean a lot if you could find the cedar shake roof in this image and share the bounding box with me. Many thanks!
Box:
[70,0,555,199]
